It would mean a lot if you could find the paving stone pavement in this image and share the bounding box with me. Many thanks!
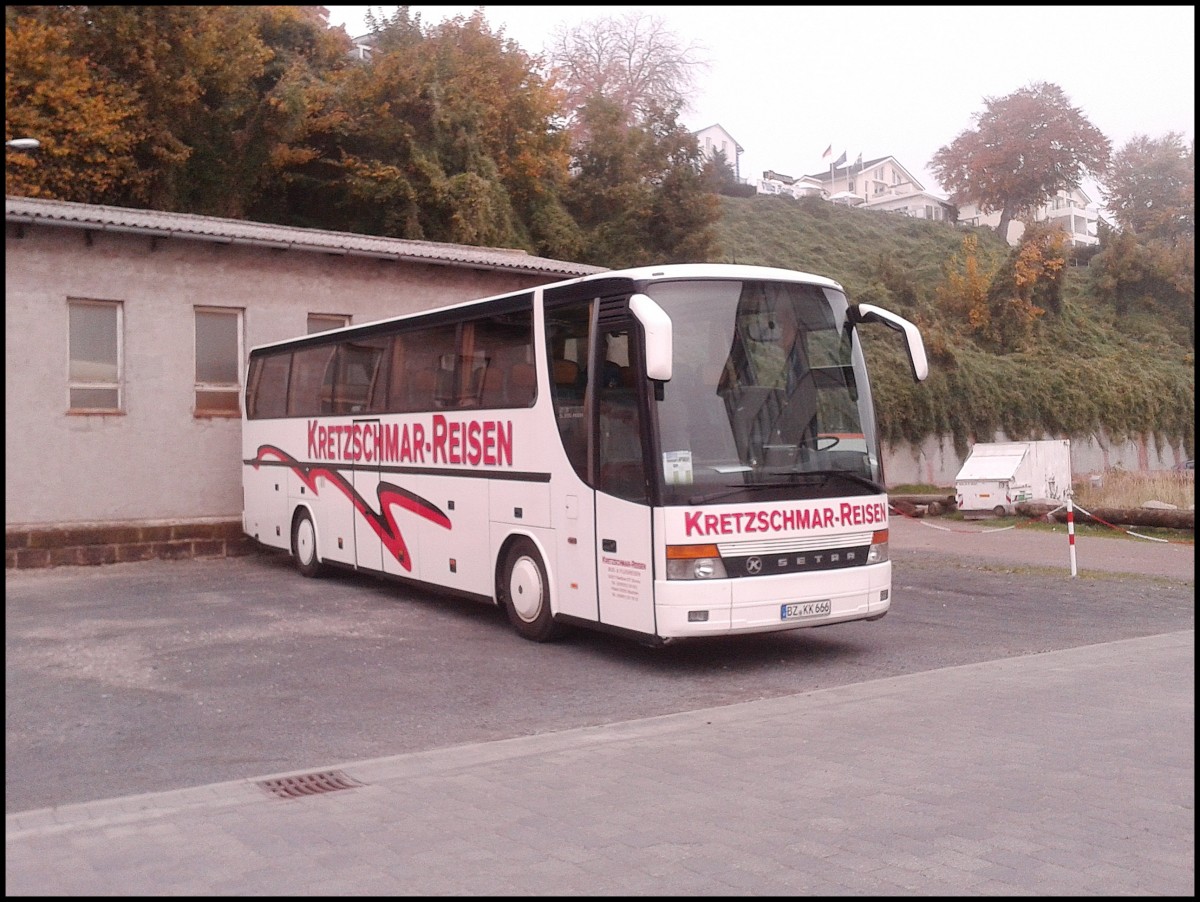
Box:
[6,629,1194,895]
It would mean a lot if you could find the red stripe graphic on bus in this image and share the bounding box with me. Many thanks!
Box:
[253,445,450,570]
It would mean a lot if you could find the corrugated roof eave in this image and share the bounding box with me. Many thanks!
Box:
[5,196,604,277]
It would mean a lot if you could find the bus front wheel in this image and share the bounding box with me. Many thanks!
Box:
[499,538,562,642]
[291,510,325,579]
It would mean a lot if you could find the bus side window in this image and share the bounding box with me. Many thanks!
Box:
[288,344,336,417]
[545,305,592,480]
[247,352,290,419]
[400,324,456,410]
[382,333,408,413]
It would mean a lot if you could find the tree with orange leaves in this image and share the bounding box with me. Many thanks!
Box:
[932,82,1110,242]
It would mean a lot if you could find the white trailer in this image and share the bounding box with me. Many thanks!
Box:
[955,440,1072,516]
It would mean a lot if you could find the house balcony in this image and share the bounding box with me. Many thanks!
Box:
[1036,206,1100,246]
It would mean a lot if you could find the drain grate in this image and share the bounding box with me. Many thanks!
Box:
[258,770,364,799]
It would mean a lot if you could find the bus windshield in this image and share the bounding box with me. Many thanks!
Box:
[646,278,880,505]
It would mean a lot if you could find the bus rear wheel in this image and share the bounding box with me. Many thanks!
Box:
[499,538,562,642]
[291,509,325,579]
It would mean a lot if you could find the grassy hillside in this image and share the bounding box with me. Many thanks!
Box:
[710,195,1195,459]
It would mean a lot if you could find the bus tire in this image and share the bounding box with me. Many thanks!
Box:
[499,538,562,642]
[291,509,325,579]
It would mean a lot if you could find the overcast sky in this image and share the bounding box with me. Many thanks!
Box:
[324,5,1195,202]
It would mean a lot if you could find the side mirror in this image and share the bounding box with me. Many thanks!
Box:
[629,293,673,381]
[851,303,929,382]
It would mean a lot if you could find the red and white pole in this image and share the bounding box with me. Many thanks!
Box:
[1066,494,1077,577]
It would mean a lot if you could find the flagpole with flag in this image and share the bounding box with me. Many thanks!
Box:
[823,144,833,192]
[832,150,847,193]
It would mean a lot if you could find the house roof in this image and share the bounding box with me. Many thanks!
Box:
[694,123,744,153]
[804,155,925,191]
[5,196,605,278]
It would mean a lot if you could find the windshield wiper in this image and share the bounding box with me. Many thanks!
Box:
[685,483,783,505]
[799,469,883,493]
[685,470,882,504]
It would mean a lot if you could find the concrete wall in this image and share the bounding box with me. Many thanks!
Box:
[4,224,559,528]
[883,430,1192,488]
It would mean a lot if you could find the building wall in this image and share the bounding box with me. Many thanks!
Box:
[4,224,558,528]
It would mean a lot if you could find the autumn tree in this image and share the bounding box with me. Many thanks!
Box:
[934,233,998,333]
[1101,132,1194,243]
[5,14,144,202]
[931,82,1111,241]
[5,6,349,215]
[976,224,1066,351]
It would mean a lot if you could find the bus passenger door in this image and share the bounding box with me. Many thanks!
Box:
[546,303,655,636]
[546,302,600,623]
[353,418,384,572]
[593,332,655,636]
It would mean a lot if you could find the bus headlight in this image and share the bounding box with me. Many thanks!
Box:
[666,544,728,580]
[866,529,889,564]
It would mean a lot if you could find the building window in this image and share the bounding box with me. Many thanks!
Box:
[195,307,243,416]
[68,299,122,412]
[308,313,351,334]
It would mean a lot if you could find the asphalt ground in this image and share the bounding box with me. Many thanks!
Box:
[6,517,1194,895]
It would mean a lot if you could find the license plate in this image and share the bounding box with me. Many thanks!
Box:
[781,600,831,620]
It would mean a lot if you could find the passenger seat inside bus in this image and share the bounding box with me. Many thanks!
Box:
[508,362,536,406]
[480,363,507,407]
[552,358,582,402]
[407,367,439,410]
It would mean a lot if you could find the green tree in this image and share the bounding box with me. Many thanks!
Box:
[931,82,1111,240]
[1101,132,1194,243]
[547,12,719,266]
[564,97,717,267]
[702,148,750,197]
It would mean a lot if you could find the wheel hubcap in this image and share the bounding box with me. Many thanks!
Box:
[297,520,315,565]
[508,556,543,621]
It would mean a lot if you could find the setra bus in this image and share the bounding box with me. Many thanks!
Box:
[242,264,927,644]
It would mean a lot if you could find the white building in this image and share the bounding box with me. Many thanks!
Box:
[806,155,954,221]
[956,187,1103,247]
[694,123,744,181]
[755,169,826,199]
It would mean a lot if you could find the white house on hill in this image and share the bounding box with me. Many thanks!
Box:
[805,155,954,221]
[694,123,744,181]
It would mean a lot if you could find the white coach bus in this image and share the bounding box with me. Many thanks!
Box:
[242,264,927,644]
